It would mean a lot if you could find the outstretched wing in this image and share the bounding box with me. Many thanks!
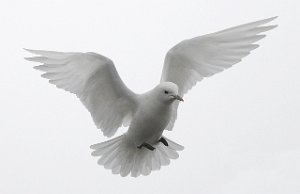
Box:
[25,49,137,137]
[161,17,277,131]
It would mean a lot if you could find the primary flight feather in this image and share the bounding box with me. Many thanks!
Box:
[25,17,277,177]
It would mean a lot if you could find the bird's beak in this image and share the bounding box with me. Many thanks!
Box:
[172,95,184,102]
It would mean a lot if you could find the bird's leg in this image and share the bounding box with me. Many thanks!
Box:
[158,137,168,146]
[137,142,155,151]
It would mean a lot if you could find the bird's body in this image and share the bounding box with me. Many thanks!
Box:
[25,17,277,177]
[127,83,176,146]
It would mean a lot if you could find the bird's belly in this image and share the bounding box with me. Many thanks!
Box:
[126,109,171,146]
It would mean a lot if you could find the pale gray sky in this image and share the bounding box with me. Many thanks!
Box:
[1,0,299,193]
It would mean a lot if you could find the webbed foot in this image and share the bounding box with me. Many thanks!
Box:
[137,142,155,151]
[159,137,168,146]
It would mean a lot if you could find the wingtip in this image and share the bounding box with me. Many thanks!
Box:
[24,56,43,62]
[269,24,278,30]
[24,57,34,61]
[250,16,278,27]
[24,48,42,55]
[90,144,97,150]
[263,16,278,23]
[268,16,278,20]
[24,49,41,57]
[23,48,33,53]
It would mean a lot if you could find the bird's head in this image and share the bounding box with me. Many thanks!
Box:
[154,82,184,104]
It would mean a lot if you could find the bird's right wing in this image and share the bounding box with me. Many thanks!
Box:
[25,49,137,137]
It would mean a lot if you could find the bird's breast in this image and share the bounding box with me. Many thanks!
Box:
[126,102,172,145]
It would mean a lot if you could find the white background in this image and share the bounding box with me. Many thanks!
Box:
[1,0,299,193]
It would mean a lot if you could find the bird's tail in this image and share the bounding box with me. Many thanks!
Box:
[90,134,184,177]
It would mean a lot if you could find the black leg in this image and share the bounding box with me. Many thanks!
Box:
[137,142,155,151]
[159,137,168,146]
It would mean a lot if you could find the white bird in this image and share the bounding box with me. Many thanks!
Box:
[25,17,277,177]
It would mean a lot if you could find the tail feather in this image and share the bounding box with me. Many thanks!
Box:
[90,135,123,150]
[90,134,184,177]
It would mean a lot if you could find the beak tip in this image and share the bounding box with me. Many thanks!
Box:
[176,95,184,102]
[171,95,184,102]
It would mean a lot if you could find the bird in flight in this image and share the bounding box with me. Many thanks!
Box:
[25,17,277,177]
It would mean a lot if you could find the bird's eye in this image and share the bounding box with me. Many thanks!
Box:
[164,90,169,94]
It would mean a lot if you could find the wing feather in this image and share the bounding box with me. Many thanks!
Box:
[161,17,277,131]
[25,49,137,137]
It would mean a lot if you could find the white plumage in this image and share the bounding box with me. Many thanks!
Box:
[25,17,277,177]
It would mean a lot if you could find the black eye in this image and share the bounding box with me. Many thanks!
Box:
[164,90,169,94]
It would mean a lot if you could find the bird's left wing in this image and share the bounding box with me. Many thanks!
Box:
[25,49,137,137]
[161,17,277,131]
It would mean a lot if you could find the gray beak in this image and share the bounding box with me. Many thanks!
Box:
[172,95,184,102]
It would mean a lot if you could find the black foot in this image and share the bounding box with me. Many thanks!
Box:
[137,142,155,151]
[159,137,168,146]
